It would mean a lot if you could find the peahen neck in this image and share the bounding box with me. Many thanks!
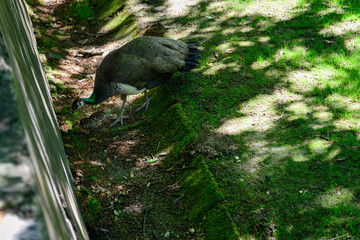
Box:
[81,93,96,104]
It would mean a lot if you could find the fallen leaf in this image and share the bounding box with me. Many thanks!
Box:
[147,158,158,163]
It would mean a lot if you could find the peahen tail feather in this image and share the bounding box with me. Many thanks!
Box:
[179,42,201,72]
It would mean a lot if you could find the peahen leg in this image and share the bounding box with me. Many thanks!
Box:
[110,95,128,127]
[135,90,152,112]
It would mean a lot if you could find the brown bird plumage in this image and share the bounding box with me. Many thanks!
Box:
[72,36,201,126]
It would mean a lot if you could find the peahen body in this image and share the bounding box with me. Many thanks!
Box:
[72,36,201,126]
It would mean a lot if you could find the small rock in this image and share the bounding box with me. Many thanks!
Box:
[90,111,107,122]
[79,118,96,129]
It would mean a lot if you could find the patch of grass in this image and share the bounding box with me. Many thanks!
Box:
[164,0,360,239]
[67,0,94,22]
[87,197,102,215]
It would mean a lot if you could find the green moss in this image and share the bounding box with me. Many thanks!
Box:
[87,197,102,215]
[144,86,198,163]
[112,18,138,40]
[146,86,240,239]
[91,0,126,20]
[151,102,197,160]
[182,155,224,222]
[203,205,240,240]
[98,11,134,34]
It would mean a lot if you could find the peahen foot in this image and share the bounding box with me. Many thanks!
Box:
[135,90,151,112]
[110,94,128,127]
[110,115,128,127]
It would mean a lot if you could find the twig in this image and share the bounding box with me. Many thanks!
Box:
[143,210,147,237]
[329,234,350,240]
[155,141,161,152]
[165,166,197,172]
[273,107,285,122]
[176,166,198,172]
[158,176,185,193]
[143,207,153,237]
[103,205,113,211]
[173,193,185,205]
[153,230,159,239]
[160,205,178,215]
[319,135,330,141]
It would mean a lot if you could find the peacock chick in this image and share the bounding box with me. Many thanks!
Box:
[72,36,201,126]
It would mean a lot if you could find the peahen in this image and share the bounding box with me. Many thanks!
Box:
[72,36,201,126]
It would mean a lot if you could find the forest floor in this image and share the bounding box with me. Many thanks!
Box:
[29,0,360,239]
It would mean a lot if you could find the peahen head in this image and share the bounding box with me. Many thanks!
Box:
[72,95,97,112]
[72,98,86,112]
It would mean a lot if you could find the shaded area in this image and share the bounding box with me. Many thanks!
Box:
[61,88,203,239]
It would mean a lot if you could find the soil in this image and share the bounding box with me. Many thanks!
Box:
[29,0,203,239]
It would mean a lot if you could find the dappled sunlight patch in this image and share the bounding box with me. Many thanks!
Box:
[216,92,285,135]
[264,68,282,79]
[327,148,341,161]
[291,148,310,162]
[215,115,274,135]
[238,0,302,21]
[286,101,311,120]
[203,58,240,75]
[344,35,360,51]
[318,187,353,208]
[314,66,339,82]
[237,40,255,47]
[258,36,271,42]
[308,122,328,130]
[216,42,235,54]
[333,118,360,131]
[317,2,345,16]
[251,59,271,70]
[239,26,254,33]
[308,138,332,154]
[170,24,199,40]
[165,0,202,17]
[313,110,334,122]
[282,46,308,61]
[221,28,239,35]
[319,19,360,37]
[267,88,304,106]
[267,145,295,159]
[286,70,324,93]
[239,94,279,116]
[327,93,360,112]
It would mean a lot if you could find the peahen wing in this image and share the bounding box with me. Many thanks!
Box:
[97,52,172,90]
[118,36,189,74]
